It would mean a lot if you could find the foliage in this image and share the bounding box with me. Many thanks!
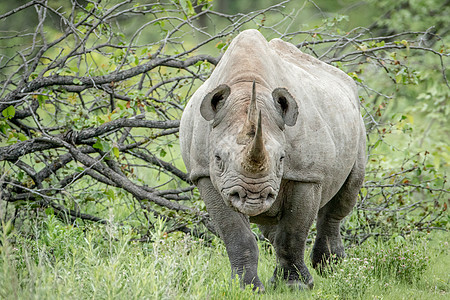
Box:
[0,0,448,244]
[318,233,448,299]
[324,234,431,298]
[0,217,448,299]
[368,238,429,283]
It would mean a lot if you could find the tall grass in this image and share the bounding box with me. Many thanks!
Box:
[0,216,448,299]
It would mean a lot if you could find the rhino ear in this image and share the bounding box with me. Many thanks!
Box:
[272,87,298,126]
[200,84,231,121]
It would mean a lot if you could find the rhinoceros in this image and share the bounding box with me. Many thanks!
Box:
[179,29,366,291]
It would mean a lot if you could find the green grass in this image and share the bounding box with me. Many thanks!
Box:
[1,216,448,299]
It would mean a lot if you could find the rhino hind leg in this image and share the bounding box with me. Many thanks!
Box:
[311,154,365,272]
[196,178,265,292]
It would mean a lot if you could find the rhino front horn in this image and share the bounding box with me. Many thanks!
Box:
[244,110,267,171]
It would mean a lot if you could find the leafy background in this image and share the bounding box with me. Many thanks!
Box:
[0,0,448,255]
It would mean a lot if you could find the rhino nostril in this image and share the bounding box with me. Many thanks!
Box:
[261,187,276,203]
[230,191,240,200]
[266,192,276,203]
[229,187,246,204]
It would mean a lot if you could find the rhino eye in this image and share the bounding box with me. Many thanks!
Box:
[215,154,224,172]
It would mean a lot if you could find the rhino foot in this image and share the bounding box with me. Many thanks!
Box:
[237,272,265,293]
[241,278,266,294]
[252,282,265,293]
[269,266,314,291]
[286,278,314,290]
[311,236,346,274]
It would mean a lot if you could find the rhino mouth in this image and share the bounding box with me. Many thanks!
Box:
[224,185,277,216]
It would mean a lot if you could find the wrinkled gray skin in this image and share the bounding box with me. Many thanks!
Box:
[180,30,366,292]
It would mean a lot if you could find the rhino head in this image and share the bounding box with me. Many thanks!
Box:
[200,81,298,216]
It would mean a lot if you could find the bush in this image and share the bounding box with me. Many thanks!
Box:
[366,236,430,284]
[321,234,430,299]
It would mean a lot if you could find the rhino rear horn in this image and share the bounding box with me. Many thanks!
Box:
[200,84,231,121]
[247,80,258,125]
[272,87,298,126]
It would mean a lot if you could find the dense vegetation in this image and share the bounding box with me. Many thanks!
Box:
[0,0,448,298]
[1,216,449,299]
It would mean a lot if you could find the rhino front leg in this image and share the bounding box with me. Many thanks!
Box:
[270,182,321,289]
[197,177,264,292]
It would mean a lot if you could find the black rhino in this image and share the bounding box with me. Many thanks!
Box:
[180,29,366,291]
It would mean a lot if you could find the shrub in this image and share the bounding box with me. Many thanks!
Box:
[321,234,430,299]
[368,236,430,284]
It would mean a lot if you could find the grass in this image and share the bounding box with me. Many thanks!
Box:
[0,215,448,299]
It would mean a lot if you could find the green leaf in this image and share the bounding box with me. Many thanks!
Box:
[18,132,28,141]
[216,41,226,49]
[73,78,82,85]
[0,120,10,134]
[93,138,110,152]
[37,94,47,105]
[2,105,15,119]
[180,0,195,16]
[373,139,382,149]
[6,134,17,145]
[186,0,194,15]
[93,139,103,151]
[45,207,55,216]
[112,146,120,158]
